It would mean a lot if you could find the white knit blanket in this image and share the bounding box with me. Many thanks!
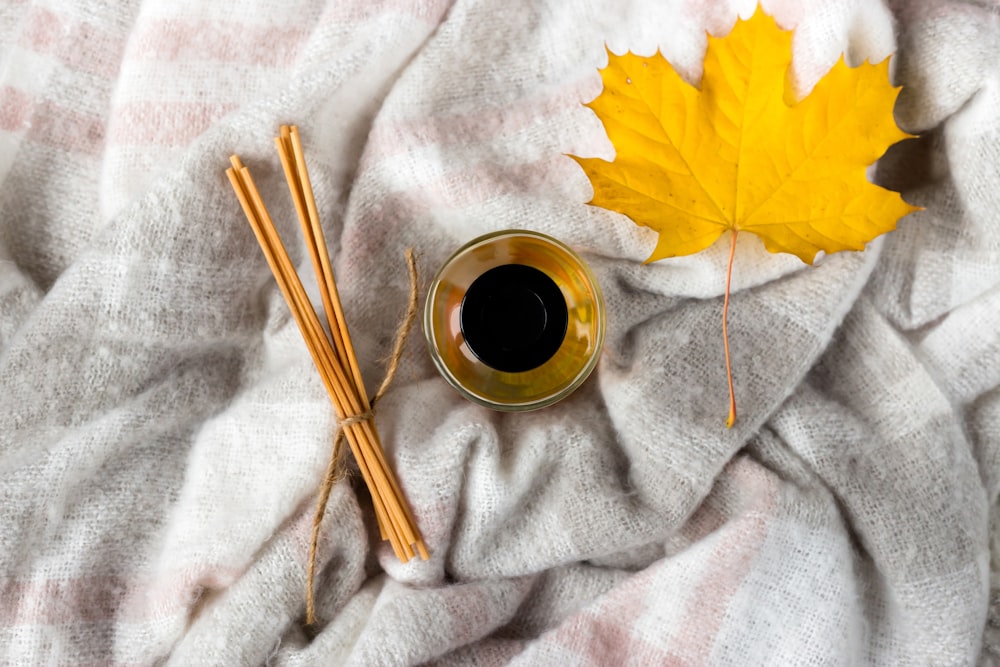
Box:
[1,0,998,664]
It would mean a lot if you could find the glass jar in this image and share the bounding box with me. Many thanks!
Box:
[423,230,605,411]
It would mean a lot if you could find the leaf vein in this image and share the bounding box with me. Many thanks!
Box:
[618,58,731,224]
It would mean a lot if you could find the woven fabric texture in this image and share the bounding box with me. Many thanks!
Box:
[1,0,997,664]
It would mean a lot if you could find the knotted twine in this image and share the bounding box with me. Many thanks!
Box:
[305,248,419,625]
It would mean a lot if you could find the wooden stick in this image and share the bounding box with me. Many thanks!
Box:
[228,162,401,544]
[275,129,344,366]
[289,126,367,403]
[225,127,428,625]
[276,127,422,551]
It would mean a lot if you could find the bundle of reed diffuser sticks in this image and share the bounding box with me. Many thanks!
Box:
[226,125,427,625]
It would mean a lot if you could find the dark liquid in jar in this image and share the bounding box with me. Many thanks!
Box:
[424,231,604,410]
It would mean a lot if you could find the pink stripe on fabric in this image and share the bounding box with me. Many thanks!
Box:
[20,7,60,52]
[541,458,779,665]
[357,157,567,225]
[669,458,779,663]
[0,86,105,154]
[18,8,125,78]
[364,78,598,162]
[0,86,33,133]
[340,156,574,266]
[122,566,243,624]
[678,499,727,544]
[30,99,106,154]
[317,0,453,24]
[0,576,129,625]
[548,565,674,665]
[0,566,243,626]
[108,101,237,146]
[127,18,308,67]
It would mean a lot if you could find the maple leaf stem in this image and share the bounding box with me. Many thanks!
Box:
[723,228,738,428]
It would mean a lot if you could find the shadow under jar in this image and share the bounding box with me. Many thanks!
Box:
[424,230,605,411]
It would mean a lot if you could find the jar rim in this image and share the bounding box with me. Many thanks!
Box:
[423,230,605,411]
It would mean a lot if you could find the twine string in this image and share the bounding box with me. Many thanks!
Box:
[305,248,419,625]
[226,126,426,628]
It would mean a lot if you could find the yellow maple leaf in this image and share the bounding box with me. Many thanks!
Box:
[571,6,918,426]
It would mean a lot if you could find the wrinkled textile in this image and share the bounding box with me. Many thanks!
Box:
[1,0,998,664]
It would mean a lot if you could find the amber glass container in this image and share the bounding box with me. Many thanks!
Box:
[424,230,605,411]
